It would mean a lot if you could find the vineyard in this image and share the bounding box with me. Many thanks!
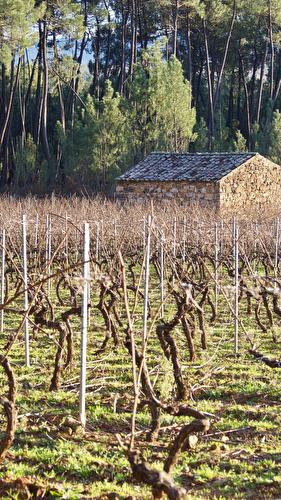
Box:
[0,195,281,500]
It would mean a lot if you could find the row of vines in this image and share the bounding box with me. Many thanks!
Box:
[1,195,281,499]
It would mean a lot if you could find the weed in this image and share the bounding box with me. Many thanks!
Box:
[0,198,281,499]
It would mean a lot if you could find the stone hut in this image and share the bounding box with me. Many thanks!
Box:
[115,152,281,208]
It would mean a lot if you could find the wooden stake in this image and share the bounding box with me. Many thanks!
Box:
[143,215,151,344]
[80,223,89,427]
[1,229,5,333]
[22,215,29,367]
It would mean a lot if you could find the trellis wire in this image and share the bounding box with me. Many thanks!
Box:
[2,205,281,371]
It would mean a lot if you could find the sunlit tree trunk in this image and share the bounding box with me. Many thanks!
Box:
[0,58,22,185]
[203,19,214,150]
[103,0,112,82]
[22,50,37,142]
[268,0,274,100]
[68,34,88,136]
[118,0,128,93]
[213,0,236,111]
[255,37,268,125]
[239,52,251,150]
[41,16,52,176]
[92,16,101,99]
[33,22,43,147]
[53,34,65,134]
[186,9,192,84]
[172,0,179,57]
[227,70,235,128]
[129,0,137,76]
[203,0,236,150]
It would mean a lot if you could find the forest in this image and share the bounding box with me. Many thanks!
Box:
[1,0,281,193]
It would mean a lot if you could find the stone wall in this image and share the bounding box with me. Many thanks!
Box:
[116,180,219,204]
[218,154,281,208]
[116,154,281,207]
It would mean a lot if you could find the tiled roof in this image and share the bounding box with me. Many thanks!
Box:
[116,152,257,182]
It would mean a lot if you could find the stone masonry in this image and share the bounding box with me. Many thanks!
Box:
[116,180,219,204]
[218,154,281,208]
[115,152,281,208]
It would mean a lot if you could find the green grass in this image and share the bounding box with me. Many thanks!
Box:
[1,259,281,500]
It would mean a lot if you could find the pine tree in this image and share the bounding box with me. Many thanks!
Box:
[129,41,196,156]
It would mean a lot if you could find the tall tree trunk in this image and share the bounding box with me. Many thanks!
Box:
[255,37,268,125]
[0,58,21,152]
[237,60,241,124]
[92,16,101,99]
[1,63,6,112]
[204,0,236,150]
[0,60,15,148]
[203,19,214,150]
[239,52,251,150]
[172,0,179,57]
[52,32,66,171]
[227,70,235,128]
[33,23,43,146]
[1,133,10,186]
[129,0,137,77]
[53,33,65,134]
[247,47,257,129]
[103,0,112,82]
[67,33,88,135]
[264,78,281,133]
[194,48,204,108]
[134,0,138,64]
[18,71,26,147]
[213,0,236,111]
[24,50,38,140]
[186,9,192,84]
[138,0,149,49]
[165,27,170,62]
[0,58,22,186]
[41,17,52,177]
[118,0,128,93]
[268,1,274,100]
